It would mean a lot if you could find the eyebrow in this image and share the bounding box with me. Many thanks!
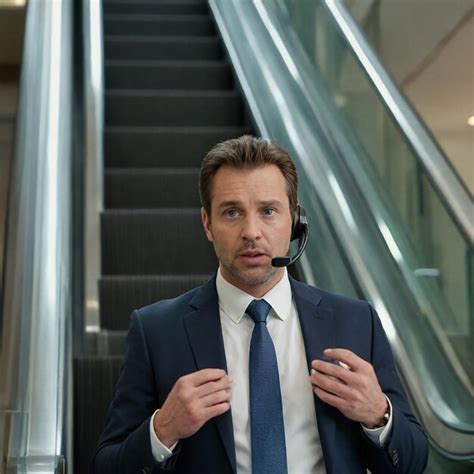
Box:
[218,199,284,209]
[218,200,241,210]
[259,199,284,208]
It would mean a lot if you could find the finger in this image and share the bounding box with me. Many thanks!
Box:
[310,371,352,400]
[323,349,368,372]
[309,368,341,387]
[203,402,231,420]
[313,385,347,411]
[196,375,232,398]
[201,387,232,408]
[189,368,228,387]
[311,360,355,385]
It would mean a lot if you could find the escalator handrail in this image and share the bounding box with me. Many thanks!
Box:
[0,0,73,472]
[325,0,473,244]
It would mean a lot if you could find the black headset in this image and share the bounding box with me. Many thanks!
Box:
[271,205,309,267]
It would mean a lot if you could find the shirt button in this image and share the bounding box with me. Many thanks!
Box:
[159,454,165,462]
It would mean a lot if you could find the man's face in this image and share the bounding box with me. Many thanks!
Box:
[201,164,293,297]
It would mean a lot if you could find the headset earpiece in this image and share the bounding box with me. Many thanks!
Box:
[291,205,307,241]
[272,205,309,267]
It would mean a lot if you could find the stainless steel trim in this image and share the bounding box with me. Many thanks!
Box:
[0,0,73,471]
[83,0,104,331]
[326,0,473,244]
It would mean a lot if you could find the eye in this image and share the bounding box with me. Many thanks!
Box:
[224,209,239,219]
[262,208,276,216]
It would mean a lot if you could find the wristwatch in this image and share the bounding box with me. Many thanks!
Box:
[374,401,391,428]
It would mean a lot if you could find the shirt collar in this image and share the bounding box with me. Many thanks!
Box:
[216,268,292,324]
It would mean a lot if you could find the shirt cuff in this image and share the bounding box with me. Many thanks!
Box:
[361,395,393,446]
[149,409,178,463]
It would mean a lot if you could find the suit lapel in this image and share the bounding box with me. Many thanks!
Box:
[183,277,236,473]
[290,278,339,473]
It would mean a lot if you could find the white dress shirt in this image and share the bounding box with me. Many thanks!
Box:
[149,269,393,471]
[216,268,325,473]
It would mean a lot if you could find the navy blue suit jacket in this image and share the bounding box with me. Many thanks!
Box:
[92,276,428,473]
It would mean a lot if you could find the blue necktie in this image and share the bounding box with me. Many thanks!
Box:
[247,299,288,474]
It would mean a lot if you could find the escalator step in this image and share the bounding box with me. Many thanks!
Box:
[103,0,207,16]
[100,274,210,330]
[104,14,214,37]
[105,60,233,90]
[74,355,123,474]
[104,35,222,61]
[104,126,251,168]
[105,90,243,127]
[105,168,200,208]
[101,209,217,274]
[84,330,128,356]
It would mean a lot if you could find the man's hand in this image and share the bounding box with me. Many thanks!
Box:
[153,369,232,448]
[309,348,387,428]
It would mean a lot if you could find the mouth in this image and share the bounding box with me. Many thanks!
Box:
[237,249,268,265]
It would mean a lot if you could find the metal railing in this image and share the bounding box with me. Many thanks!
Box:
[0,0,73,471]
[83,0,104,332]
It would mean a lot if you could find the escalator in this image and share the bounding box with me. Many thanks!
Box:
[75,0,472,472]
[208,0,473,472]
[1,0,471,472]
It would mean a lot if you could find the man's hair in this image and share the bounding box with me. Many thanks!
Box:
[199,135,298,216]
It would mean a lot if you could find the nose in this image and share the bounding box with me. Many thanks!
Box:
[241,214,262,241]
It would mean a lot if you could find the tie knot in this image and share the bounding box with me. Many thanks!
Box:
[246,299,271,324]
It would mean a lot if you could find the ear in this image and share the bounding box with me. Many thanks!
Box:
[201,207,214,242]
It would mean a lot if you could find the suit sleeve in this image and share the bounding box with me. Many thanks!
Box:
[91,310,180,473]
[361,304,428,474]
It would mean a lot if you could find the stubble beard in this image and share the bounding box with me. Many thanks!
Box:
[223,258,280,287]
[214,241,284,288]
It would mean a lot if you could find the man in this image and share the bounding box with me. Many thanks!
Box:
[93,136,428,473]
